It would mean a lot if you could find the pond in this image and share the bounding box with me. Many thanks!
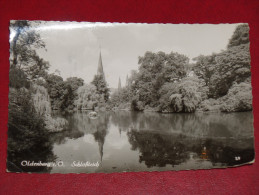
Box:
[47,111,254,173]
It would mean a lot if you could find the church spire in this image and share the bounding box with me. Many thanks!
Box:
[97,50,105,80]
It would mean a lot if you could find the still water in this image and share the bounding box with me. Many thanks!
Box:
[47,111,254,173]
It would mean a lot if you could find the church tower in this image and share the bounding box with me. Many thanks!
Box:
[97,51,105,81]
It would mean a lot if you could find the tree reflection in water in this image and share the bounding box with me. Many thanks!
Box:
[92,113,110,161]
[127,129,254,168]
[53,111,110,161]
[111,111,254,169]
[111,111,254,138]
[11,111,253,173]
[127,131,188,167]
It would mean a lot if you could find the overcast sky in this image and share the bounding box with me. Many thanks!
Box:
[35,22,240,88]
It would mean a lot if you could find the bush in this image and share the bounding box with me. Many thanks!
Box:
[137,101,145,111]
[178,77,202,112]
[9,67,30,89]
[197,98,221,112]
[169,94,183,112]
[144,105,160,112]
[44,115,68,132]
[220,82,252,112]
[7,87,55,172]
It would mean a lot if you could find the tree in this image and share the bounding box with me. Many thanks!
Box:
[9,67,30,89]
[193,54,217,88]
[109,87,132,109]
[66,77,84,91]
[22,51,50,80]
[220,81,252,112]
[75,84,100,110]
[62,77,84,110]
[7,88,55,172]
[159,77,203,112]
[45,74,65,110]
[60,83,74,111]
[178,77,202,112]
[193,24,251,98]
[158,82,179,111]
[10,21,48,83]
[10,21,45,67]
[210,43,250,97]
[91,75,110,102]
[10,20,29,67]
[130,51,189,108]
[227,24,249,49]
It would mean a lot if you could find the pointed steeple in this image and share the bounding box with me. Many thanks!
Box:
[97,51,105,80]
[93,129,106,162]
[118,77,122,90]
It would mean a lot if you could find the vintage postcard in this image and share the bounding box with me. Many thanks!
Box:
[7,21,254,173]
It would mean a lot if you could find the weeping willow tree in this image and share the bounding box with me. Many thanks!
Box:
[75,84,102,110]
[31,84,68,132]
[158,76,204,113]
[31,84,52,116]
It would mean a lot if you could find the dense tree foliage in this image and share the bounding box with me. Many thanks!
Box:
[110,24,252,113]
[45,74,65,109]
[45,74,84,111]
[7,86,55,172]
[210,44,251,97]
[227,24,250,49]
[135,51,188,106]
[91,75,110,102]
[193,24,250,98]
[110,87,132,110]
[158,77,207,112]
[10,21,45,67]
[74,84,100,110]
[113,51,189,111]
[8,21,66,172]
[10,21,48,80]
[9,66,30,89]
[220,81,252,112]
[193,54,217,96]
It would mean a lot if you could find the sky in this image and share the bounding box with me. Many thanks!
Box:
[33,22,240,88]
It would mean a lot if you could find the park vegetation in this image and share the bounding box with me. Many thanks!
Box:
[7,22,252,171]
[110,24,252,113]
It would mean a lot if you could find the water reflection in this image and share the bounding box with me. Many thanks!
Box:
[111,111,254,138]
[11,111,254,173]
[127,129,254,169]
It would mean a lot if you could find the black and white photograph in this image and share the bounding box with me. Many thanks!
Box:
[7,21,254,173]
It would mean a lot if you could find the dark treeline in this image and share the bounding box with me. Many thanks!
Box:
[110,24,252,113]
[8,20,110,171]
[8,21,55,172]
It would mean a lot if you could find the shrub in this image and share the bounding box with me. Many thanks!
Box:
[198,98,221,112]
[169,94,183,112]
[9,67,30,89]
[220,82,252,112]
[7,88,54,171]
[178,77,202,112]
